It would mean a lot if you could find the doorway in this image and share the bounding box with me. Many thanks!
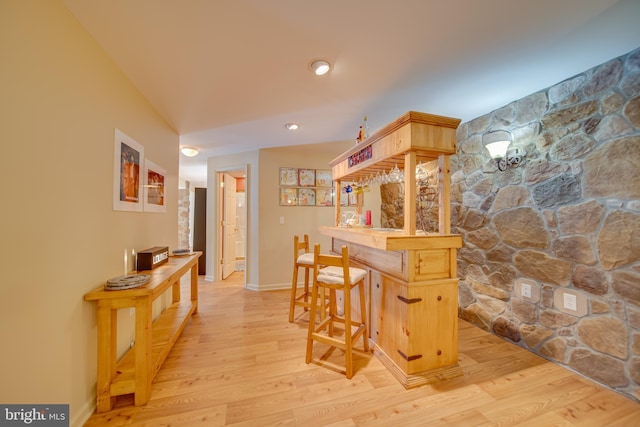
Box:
[217,167,247,285]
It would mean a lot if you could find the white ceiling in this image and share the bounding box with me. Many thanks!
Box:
[63,0,640,188]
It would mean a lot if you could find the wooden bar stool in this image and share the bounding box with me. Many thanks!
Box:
[305,244,369,379]
[289,234,315,322]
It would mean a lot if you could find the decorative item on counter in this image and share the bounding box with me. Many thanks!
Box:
[105,274,150,291]
[172,248,192,256]
[341,211,357,227]
[366,210,372,226]
[356,125,364,144]
[137,246,169,270]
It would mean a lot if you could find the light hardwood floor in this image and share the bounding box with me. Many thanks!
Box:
[85,273,640,426]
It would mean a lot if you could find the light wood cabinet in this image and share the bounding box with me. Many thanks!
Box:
[376,274,459,374]
[320,111,463,388]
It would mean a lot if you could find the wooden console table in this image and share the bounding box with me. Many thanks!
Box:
[84,252,201,413]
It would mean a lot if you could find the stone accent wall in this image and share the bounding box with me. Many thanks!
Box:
[380,183,404,229]
[453,47,640,401]
[380,160,440,232]
[178,183,191,250]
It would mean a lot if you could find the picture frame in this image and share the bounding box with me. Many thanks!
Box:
[316,188,334,206]
[113,129,144,212]
[298,168,315,186]
[279,168,298,186]
[315,169,332,187]
[143,159,166,213]
[298,188,316,206]
[279,188,298,206]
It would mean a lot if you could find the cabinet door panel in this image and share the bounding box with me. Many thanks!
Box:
[370,270,382,344]
[378,276,409,371]
[407,281,458,373]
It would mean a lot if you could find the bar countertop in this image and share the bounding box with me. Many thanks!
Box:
[319,226,462,252]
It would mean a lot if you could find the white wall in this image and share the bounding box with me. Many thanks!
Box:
[0,2,179,425]
[206,142,361,289]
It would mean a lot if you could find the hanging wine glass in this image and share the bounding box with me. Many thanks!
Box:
[390,164,402,183]
[383,171,389,184]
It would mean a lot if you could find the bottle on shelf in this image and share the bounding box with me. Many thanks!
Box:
[363,115,370,139]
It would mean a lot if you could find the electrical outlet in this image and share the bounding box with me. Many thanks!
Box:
[563,293,577,311]
[521,283,532,298]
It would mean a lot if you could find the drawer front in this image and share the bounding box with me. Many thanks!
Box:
[414,249,451,280]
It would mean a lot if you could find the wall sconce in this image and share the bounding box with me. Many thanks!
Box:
[483,130,526,171]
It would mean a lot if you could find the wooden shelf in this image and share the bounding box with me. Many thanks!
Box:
[110,294,196,396]
[84,252,201,413]
[329,111,460,182]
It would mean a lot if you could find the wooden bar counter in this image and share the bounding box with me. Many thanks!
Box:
[84,252,201,412]
[324,111,464,388]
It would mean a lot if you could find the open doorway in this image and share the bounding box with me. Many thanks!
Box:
[216,167,247,285]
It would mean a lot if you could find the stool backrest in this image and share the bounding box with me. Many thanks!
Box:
[313,244,351,282]
[294,234,310,260]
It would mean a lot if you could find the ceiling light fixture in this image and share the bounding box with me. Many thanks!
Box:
[181,146,199,157]
[285,123,299,131]
[310,60,331,76]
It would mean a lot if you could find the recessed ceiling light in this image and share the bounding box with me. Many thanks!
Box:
[285,123,299,130]
[181,146,199,157]
[310,60,331,76]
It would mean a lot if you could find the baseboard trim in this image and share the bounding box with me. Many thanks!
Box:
[71,396,95,427]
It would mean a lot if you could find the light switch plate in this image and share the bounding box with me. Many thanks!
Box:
[563,293,577,311]
[521,283,532,298]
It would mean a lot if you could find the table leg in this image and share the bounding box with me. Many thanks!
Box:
[134,297,152,406]
[191,260,199,314]
[96,302,117,412]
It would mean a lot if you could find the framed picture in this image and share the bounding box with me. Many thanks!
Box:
[144,159,166,213]
[298,168,315,187]
[279,168,298,186]
[316,188,334,206]
[279,188,298,206]
[113,129,144,212]
[316,169,332,187]
[298,188,316,206]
